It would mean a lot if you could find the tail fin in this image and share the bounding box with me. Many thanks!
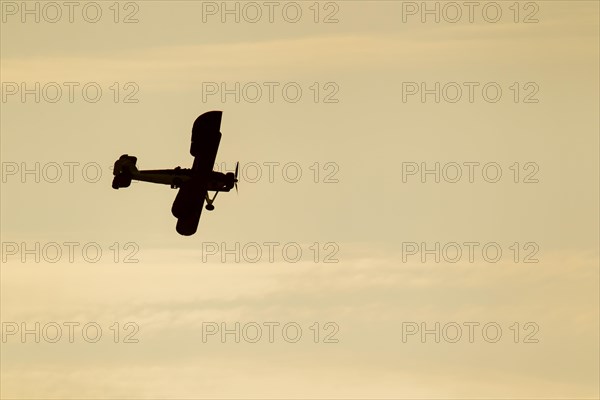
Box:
[112,154,138,189]
[113,154,138,175]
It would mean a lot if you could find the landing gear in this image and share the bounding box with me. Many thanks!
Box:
[205,191,219,211]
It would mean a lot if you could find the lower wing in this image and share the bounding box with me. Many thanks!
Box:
[172,182,206,236]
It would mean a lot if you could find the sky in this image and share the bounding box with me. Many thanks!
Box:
[1,1,599,398]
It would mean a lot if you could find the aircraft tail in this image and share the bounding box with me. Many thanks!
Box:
[112,154,138,189]
[113,154,138,175]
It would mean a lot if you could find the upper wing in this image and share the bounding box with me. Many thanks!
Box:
[172,111,223,236]
[190,111,222,175]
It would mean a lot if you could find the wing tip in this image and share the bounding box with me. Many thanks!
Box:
[193,110,222,132]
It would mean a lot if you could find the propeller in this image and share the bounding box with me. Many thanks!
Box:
[234,161,239,193]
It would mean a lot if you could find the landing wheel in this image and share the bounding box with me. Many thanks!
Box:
[205,191,218,211]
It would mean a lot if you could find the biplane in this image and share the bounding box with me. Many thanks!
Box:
[112,111,237,236]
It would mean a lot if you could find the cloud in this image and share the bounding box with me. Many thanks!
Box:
[2,27,595,89]
[2,247,598,398]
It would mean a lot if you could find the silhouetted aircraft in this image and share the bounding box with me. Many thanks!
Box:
[112,111,237,236]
